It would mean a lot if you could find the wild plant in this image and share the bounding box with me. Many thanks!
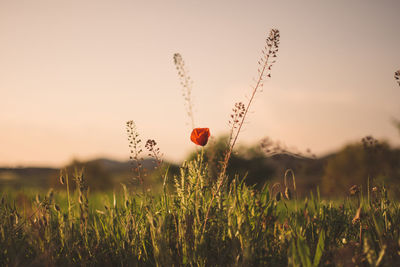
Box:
[126,120,145,187]
[219,29,280,180]
[74,167,89,236]
[145,139,163,169]
[59,168,72,224]
[201,29,281,235]
[1,172,400,265]
[393,70,400,134]
[174,53,196,129]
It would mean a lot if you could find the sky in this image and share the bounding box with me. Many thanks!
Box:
[1,0,400,167]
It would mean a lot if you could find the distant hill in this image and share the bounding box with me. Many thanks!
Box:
[1,142,400,197]
[0,167,58,188]
[87,158,158,172]
[0,158,159,190]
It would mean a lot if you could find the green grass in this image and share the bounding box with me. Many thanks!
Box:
[1,152,400,266]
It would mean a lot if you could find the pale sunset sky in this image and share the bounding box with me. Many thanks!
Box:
[1,0,399,167]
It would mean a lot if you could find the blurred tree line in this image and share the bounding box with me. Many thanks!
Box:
[189,136,400,198]
[1,137,400,198]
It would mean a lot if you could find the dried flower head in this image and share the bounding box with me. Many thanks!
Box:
[174,53,195,129]
[229,102,246,129]
[126,120,145,185]
[145,139,163,167]
[361,135,381,155]
[349,185,360,196]
[227,102,246,147]
[256,29,280,87]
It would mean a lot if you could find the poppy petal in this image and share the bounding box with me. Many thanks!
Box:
[190,128,210,146]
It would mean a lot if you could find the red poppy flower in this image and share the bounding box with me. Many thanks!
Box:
[190,128,210,146]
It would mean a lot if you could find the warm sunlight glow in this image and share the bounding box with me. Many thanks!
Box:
[0,0,399,167]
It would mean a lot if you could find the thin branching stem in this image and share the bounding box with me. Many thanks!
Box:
[201,29,280,237]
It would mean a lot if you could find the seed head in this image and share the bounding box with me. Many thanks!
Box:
[395,70,400,86]
[349,185,360,196]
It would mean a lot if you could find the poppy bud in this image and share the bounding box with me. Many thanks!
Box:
[190,128,210,146]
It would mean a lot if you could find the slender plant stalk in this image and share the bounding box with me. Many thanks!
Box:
[174,53,196,129]
[126,120,145,192]
[201,29,280,237]
[66,171,71,226]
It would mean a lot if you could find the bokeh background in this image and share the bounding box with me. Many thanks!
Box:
[1,0,399,166]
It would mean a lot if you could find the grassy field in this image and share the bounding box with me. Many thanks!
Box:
[1,152,400,266]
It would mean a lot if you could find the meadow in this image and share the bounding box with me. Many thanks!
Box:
[1,163,399,266]
[1,29,400,266]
